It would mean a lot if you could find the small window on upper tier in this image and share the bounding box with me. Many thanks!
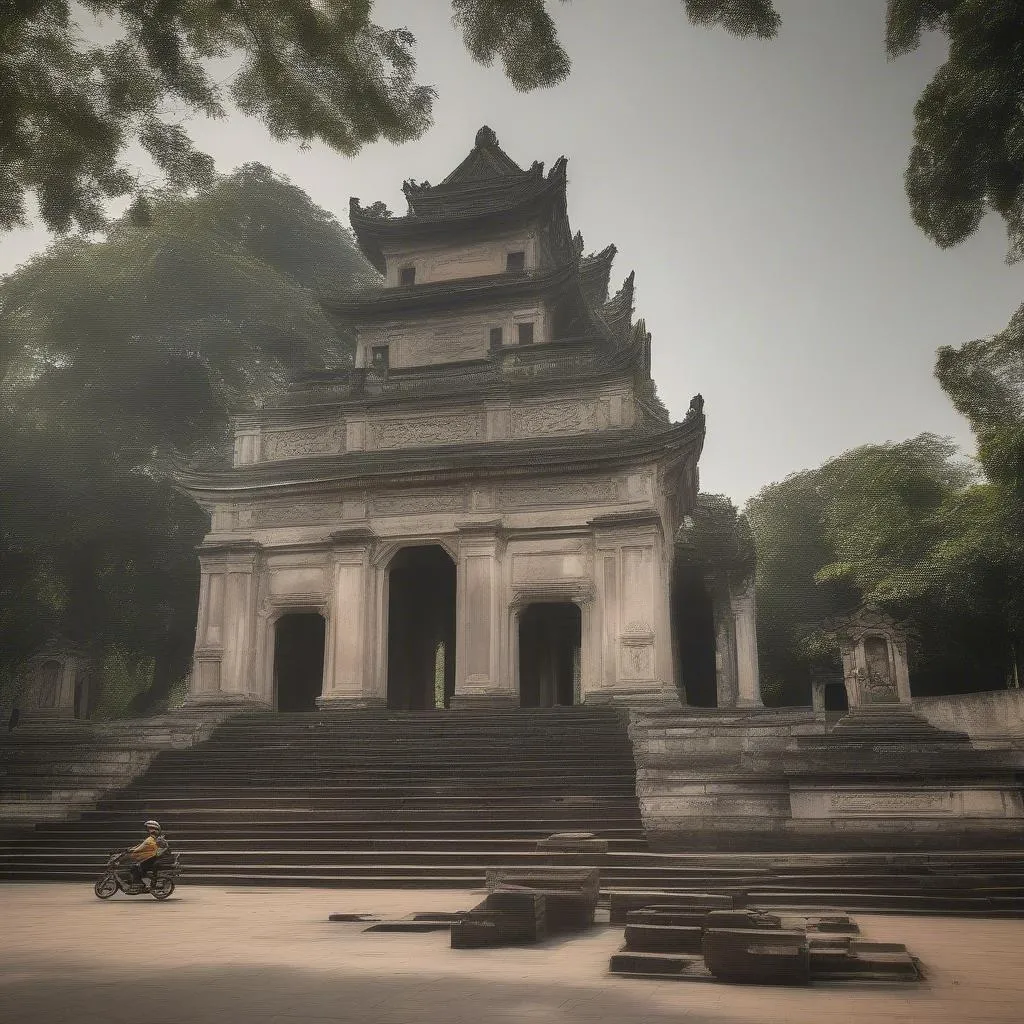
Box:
[489,327,504,350]
[517,322,534,345]
[506,251,526,273]
[399,266,416,286]
[370,345,390,370]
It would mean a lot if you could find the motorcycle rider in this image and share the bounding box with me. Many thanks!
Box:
[124,820,170,888]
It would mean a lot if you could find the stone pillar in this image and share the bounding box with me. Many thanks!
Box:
[451,521,513,709]
[731,578,762,707]
[319,529,381,709]
[185,540,267,709]
[588,511,680,707]
[710,576,739,709]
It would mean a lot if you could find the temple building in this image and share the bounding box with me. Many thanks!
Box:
[179,127,750,713]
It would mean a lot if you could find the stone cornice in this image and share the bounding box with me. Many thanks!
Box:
[177,420,704,503]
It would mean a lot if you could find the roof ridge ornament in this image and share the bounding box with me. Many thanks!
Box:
[475,125,498,149]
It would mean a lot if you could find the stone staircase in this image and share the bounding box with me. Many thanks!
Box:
[0,713,230,824]
[2,707,1024,913]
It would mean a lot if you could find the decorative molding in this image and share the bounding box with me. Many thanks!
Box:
[510,400,597,438]
[509,580,595,607]
[245,502,341,528]
[370,490,467,516]
[500,476,622,508]
[370,413,482,449]
[260,424,344,461]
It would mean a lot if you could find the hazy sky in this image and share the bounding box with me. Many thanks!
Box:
[2,0,1022,506]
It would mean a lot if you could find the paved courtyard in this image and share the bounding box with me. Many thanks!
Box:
[2,883,1023,1024]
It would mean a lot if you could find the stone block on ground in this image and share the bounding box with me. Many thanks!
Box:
[703,928,811,986]
[608,949,713,980]
[625,909,709,929]
[451,918,502,949]
[609,891,734,924]
[810,940,920,982]
[483,889,548,942]
[624,923,704,954]
[363,920,453,933]
[486,866,600,901]
[705,909,782,931]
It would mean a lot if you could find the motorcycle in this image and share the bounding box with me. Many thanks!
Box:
[94,849,182,900]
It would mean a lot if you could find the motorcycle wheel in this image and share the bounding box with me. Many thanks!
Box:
[94,875,118,899]
[150,877,175,900]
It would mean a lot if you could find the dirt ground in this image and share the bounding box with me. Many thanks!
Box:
[1,883,1022,1024]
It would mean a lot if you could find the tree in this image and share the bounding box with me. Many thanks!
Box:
[936,310,1024,508]
[746,433,1024,699]
[0,164,372,711]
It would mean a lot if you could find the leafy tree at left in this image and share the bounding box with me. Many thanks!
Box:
[0,163,374,713]
[0,0,437,234]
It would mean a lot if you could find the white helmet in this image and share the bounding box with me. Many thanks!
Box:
[144,820,161,831]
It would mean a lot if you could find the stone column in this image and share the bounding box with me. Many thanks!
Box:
[731,578,763,707]
[451,521,514,709]
[185,540,268,709]
[710,575,739,708]
[588,511,680,707]
[319,528,381,709]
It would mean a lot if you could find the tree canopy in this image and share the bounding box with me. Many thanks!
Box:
[0,164,371,712]
[8,1,1022,256]
[746,433,1024,703]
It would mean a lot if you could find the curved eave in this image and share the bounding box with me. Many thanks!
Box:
[177,418,705,503]
[323,264,578,319]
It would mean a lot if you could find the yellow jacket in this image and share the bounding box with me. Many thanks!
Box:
[127,835,166,862]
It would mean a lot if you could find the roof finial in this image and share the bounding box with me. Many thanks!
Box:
[475,125,498,149]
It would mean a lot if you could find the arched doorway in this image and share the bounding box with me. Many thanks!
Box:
[672,565,717,707]
[386,545,457,710]
[518,603,581,708]
[274,613,326,712]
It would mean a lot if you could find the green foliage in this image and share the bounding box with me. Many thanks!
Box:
[746,434,1024,697]
[452,1,571,91]
[92,648,154,720]
[683,0,781,39]
[936,306,1024,502]
[1,1,435,234]
[0,165,370,711]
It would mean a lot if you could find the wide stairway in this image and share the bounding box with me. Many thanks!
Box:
[3,707,1024,912]
[0,708,668,888]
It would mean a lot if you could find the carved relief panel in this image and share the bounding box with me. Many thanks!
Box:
[261,424,345,462]
[510,399,598,438]
[369,413,483,449]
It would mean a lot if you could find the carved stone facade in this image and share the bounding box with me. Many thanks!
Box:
[181,127,706,712]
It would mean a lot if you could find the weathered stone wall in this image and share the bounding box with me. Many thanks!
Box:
[913,689,1024,740]
[382,227,540,286]
[628,706,1024,851]
[0,712,233,823]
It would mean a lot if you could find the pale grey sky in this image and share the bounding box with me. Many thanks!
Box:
[2,0,1021,506]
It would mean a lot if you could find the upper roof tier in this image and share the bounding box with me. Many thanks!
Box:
[349,126,569,273]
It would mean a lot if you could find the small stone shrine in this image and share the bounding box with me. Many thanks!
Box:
[179,127,705,712]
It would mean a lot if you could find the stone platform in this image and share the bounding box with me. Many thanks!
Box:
[631,704,1024,851]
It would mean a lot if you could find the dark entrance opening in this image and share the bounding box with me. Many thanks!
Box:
[824,682,849,713]
[386,546,457,710]
[518,603,581,708]
[274,613,326,712]
[672,565,717,707]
